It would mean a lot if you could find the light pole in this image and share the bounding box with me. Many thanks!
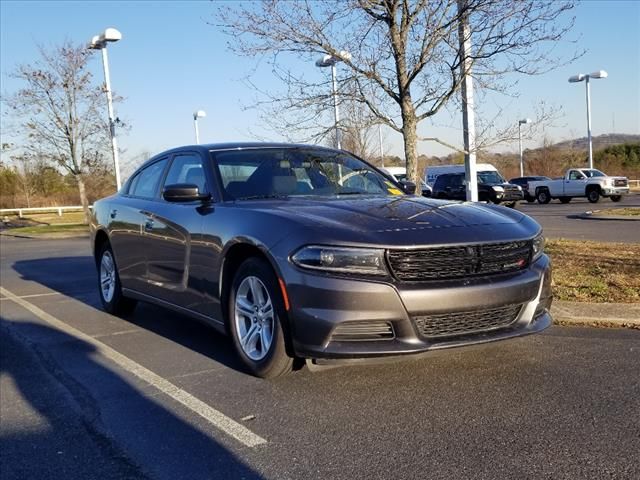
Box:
[193,110,206,144]
[569,70,608,169]
[518,118,531,177]
[315,51,351,149]
[378,124,384,167]
[89,28,123,190]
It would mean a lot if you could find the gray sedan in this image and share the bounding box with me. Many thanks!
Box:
[91,143,552,378]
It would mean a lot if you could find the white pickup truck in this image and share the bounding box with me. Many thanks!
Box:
[528,168,629,204]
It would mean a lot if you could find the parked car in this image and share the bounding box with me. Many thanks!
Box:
[91,143,552,378]
[509,176,551,203]
[381,166,432,197]
[528,168,629,204]
[431,172,524,207]
[425,162,499,186]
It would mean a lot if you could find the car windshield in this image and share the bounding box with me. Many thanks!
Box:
[477,170,506,184]
[583,169,606,178]
[212,148,402,199]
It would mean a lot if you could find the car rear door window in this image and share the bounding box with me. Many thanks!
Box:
[129,158,168,199]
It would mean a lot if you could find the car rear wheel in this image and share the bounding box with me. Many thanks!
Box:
[536,189,551,204]
[229,258,293,378]
[610,195,622,202]
[97,243,137,315]
[559,197,571,204]
[587,188,600,203]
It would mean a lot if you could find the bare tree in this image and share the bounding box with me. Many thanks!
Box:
[217,0,579,192]
[5,41,112,223]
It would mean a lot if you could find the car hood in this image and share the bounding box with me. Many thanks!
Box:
[241,196,537,246]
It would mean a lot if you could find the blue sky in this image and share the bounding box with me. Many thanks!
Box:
[1,0,639,170]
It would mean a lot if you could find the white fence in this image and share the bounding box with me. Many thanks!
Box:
[0,205,91,218]
[629,179,640,189]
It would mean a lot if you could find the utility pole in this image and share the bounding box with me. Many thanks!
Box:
[457,0,478,202]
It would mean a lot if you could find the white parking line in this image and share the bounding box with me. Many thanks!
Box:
[0,286,267,448]
[0,292,62,300]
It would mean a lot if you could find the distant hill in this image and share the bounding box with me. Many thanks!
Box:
[553,133,640,151]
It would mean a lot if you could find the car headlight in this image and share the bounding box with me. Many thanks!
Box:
[291,246,387,276]
[532,233,545,262]
[492,186,504,192]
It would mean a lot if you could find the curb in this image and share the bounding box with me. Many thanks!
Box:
[551,302,640,330]
[577,210,640,221]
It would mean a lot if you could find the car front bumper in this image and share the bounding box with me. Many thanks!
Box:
[282,254,553,360]
[602,186,630,196]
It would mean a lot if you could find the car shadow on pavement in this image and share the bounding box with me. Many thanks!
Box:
[11,256,250,375]
[0,319,264,480]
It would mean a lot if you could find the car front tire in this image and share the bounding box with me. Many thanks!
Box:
[559,197,571,204]
[228,257,294,378]
[610,195,622,202]
[97,243,137,315]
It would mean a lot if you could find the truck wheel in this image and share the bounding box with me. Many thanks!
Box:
[610,195,622,202]
[587,187,600,203]
[559,197,571,204]
[536,189,551,204]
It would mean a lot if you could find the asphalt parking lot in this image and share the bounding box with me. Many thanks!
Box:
[1,235,639,480]
[516,192,639,243]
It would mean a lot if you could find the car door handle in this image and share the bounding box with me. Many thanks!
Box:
[110,209,117,219]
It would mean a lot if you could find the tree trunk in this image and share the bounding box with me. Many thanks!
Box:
[400,99,421,195]
[76,174,91,225]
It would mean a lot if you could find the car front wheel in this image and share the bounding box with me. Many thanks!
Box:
[229,258,294,378]
[610,195,622,202]
[97,243,137,315]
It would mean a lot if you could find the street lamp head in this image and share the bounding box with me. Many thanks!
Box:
[568,74,585,83]
[193,110,207,119]
[519,118,532,125]
[589,70,608,79]
[101,28,122,43]
[315,50,351,67]
[88,35,102,49]
[88,28,122,49]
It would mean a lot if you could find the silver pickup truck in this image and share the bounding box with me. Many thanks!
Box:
[528,168,629,204]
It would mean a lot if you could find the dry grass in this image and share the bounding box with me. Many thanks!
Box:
[592,207,640,217]
[546,239,640,303]
[3,211,86,225]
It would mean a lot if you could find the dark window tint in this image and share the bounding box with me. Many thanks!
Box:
[129,159,168,199]
[164,153,207,194]
[213,148,394,199]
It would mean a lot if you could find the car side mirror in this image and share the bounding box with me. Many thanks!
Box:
[399,180,416,194]
[163,183,211,202]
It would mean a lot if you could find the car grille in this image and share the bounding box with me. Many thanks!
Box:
[614,179,627,187]
[413,304,523,338]
[387,240,532,282]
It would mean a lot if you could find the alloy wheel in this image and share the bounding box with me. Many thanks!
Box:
[234,276,274,361]
[100,250,116,303]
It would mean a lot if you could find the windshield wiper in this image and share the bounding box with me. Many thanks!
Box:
[237,194,289,200]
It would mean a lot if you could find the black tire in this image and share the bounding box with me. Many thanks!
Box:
[559,197,571,204]
[536,189,551,204]
[526,197,535,203]
[504,202,517,208]
[587,187,600,203]
[610,195,622,202]
[228,257,294,378]
[97,242,137,315]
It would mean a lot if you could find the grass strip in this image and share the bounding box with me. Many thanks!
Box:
[546,239,640,303]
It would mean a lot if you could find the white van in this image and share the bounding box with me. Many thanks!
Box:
[424,163,499,186]
[380,166,432,196]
